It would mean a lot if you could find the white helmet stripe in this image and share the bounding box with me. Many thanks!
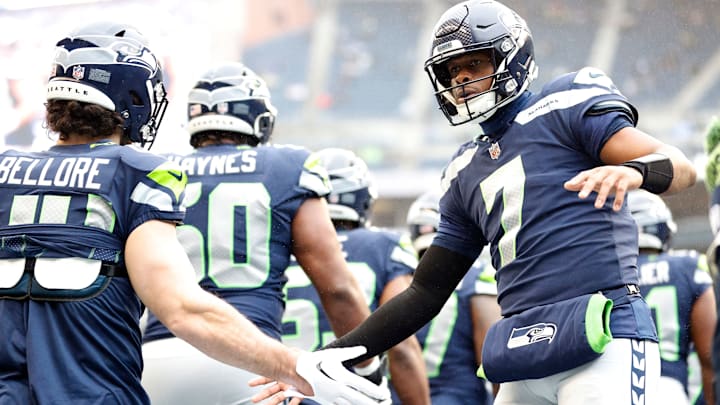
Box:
[46,79,116,111]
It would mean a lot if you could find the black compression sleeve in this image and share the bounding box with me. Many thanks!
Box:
[621,153,674,194]
[324,245,476,366]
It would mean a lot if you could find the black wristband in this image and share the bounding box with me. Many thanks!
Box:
[621,153,673,194]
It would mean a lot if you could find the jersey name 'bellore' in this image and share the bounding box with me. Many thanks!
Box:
[0,156,110,190]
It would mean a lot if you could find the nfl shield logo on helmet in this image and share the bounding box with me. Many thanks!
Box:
[72,65,85,80]
[488,142,502,160]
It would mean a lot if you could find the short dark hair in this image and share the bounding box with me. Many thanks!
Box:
[190,130,259,148]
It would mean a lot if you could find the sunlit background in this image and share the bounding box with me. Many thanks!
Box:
[1,0,718,250]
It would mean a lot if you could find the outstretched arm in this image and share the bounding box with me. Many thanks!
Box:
[380,274,431,405]
[325,245,475,365]
[129,219,389,405]
[126,220,311,392]
[250,245,471,404]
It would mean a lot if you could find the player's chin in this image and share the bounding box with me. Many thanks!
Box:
[454,92,481,104]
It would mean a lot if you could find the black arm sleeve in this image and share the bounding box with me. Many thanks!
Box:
[324,245,476,366]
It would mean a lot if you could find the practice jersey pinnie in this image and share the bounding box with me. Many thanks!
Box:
[143,144,330,342]
[434,67,656,340]
[638,250,712,390]
[282,227,417,350]
[415,258,496,402]
[0,142,186,404]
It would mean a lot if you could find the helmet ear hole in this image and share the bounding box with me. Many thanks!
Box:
[256,114,275,143]
[258,116,271,131]
[130,91,143,106]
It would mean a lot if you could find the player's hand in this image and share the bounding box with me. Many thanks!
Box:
[249,346,391,405]
[564,165,642,211]
[705,116,720,192]
[249,380,303,405]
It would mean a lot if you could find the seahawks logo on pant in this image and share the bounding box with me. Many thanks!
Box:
[506,322,557,349]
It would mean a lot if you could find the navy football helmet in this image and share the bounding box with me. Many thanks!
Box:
[406,189,442,255]
[187,62,277,146]
[627,189,677,251]
[425,0,537,125]
[315,148,377,226]
[47,22,168,148]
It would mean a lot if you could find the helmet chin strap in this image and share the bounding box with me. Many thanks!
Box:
[456,91,498,124]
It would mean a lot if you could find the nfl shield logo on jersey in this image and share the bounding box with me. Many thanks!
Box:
[488,142,502,160]
[72,65,85,80]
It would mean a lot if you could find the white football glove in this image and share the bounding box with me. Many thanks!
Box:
[353,355,389,391]
[288,346,391,405]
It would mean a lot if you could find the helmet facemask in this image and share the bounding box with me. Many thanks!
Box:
[132,80,168,148]
[429,46,502,125]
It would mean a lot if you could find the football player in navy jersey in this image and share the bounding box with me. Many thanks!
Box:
[281,148,430,405]
[628,190,716,405]
[406,189,500,405]
[140,64,385,405]
[0,23,387,405]
[252,1,698,404]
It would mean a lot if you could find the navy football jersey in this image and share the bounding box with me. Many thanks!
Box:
[0,141,186,404]
[638,250,712,391]
[144,144,330,342]
[434,67,656,340]
[282,227,417,350]
[415,257,496,403]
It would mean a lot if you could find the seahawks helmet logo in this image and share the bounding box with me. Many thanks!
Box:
[507,322,557,349]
